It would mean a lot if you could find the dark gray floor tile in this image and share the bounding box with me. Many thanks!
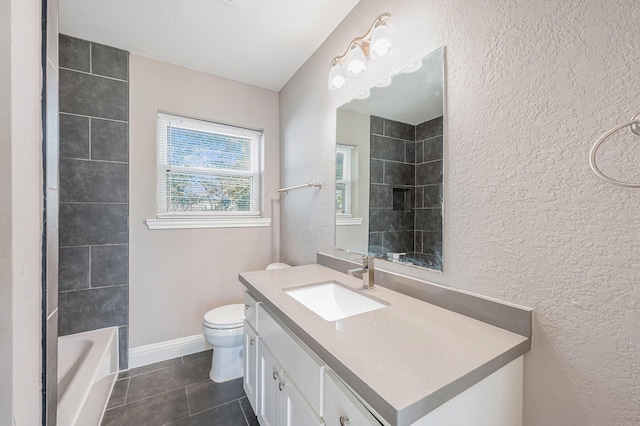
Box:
[58,286,128,335]
[91,42,129,80]
[91,118,129,162]
[405,141,415,164]
[239,396,259,426]
[91,245,129,286]
[59,246,89,291]
[107,378,129,409]
[59,34,90,72]
[59,69,128,121]
[415,140,423,164]
[119,357,183,379]
[182,349,212,364]
[186,377,244,416]
[59,158,128,203]
[101,388,189,426]
[59,203,128,246]
[168,400,247,426]
[126,356,211,403]
[60,113,89,159]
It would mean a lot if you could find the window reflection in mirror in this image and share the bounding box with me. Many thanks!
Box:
[335,47,444,271]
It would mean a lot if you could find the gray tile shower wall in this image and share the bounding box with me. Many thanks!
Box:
[414,116,443,269]
[369,115,443,270]
[369,116,416,256]
[58,34,130,369]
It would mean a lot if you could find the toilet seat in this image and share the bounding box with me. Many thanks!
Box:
[203,304,244,329]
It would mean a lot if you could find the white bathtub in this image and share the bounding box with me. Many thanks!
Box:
[58,327,119,426]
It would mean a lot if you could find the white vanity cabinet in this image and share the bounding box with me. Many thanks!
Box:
[243,292,260,412]
[323,370,379,426]
[243,286,525,426]
[258,344,324,426]
[243,322,259,411]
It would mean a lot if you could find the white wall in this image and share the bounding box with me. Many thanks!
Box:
[0,0,43,423]
[280,1,640,424]
[129,55,280,348]
[335,108,369,253]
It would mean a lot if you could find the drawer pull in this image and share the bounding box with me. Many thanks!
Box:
[339,416,351,426]
[249,338,255,346]
[273,371,279,380]
[278,381,286,392]
[245,303,252,310]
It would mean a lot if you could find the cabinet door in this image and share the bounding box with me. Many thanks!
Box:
[258,345,282,426]
[281,376,325,426]
[323,370,380,425]
[243,323,259,412]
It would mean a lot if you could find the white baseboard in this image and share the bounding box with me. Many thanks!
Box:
[127,334,212,370]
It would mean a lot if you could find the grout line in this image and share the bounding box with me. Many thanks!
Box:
[59,111,128,124]
[59,201,128,205]
[189,397,245,418]
[185,386,192,417]
[239,399,250,426]
[89,42,92,74]
[59,156,128,165]
[60,66,129,84]
[58,284,128,293]
[88,117,91,159]
[88,246,92,288]
[123,377,130,405]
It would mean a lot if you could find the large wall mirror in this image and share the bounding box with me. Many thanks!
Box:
[335,47,445,271]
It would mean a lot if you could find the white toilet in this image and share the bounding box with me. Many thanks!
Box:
[202,262,290,382]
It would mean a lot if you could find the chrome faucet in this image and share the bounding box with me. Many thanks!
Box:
[347,256,375,289]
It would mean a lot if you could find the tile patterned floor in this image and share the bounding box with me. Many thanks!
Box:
[101,350,259,426]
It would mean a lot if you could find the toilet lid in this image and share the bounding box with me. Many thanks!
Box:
[203,304,245,328]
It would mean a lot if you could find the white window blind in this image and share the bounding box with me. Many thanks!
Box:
[157,113,262,218]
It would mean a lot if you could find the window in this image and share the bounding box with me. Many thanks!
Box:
[335,144,353,215]
[147,113,269,229]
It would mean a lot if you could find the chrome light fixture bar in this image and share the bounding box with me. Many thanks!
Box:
[328,13,393,91]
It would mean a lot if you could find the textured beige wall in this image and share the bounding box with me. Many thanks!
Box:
[280,1,640,424]
[0,0,43,423]
[129,55,280,347]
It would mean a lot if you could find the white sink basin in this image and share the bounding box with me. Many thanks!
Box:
[284,281,388,321]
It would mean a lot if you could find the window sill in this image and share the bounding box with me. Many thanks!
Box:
[336,217,364,226]
[145,217,271,230]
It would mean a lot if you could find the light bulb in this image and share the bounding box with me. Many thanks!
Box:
[376,77,392,88]
[328,63,347,91]
[346,44,367,78]
[401,60,423,73]
[355,90,370,100]
[370,24,393,61]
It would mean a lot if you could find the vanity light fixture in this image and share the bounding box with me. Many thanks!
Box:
[354,90,370,100]
[328,13,393,91]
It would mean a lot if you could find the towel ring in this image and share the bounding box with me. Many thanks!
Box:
[589,112,640,188]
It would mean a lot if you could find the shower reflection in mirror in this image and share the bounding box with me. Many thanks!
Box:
[335,47,444,271]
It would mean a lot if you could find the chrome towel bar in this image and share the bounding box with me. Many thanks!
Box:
[589,111,640,188]
[278,181,322,194]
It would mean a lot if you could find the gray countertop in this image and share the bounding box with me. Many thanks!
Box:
[239,264,530,426]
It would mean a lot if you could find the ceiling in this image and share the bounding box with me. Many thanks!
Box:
[59,0,360,91]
